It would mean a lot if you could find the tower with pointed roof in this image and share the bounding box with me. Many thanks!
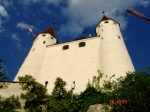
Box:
[14,27,58,81]
[96,16,135,84]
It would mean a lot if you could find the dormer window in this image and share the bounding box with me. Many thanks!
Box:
[79,42,86,47]
[62,45,69,50]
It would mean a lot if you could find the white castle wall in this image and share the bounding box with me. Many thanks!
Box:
[96,19,135,83]
[14,33,57,81]
[38,37,101,93]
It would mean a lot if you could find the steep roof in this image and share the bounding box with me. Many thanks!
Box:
[42,27,57,39]
[96,15,120,28]
[101,15,110,21]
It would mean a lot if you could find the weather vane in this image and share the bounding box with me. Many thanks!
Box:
[102,11,105,16]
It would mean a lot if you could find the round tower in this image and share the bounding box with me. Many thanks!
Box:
[14,27,57,81]
[96,16,135,83]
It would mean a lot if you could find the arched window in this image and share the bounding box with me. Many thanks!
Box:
[62,45,69,50]
[79,42,86,47]
[105,21,109,23]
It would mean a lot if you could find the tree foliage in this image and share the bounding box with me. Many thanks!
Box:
[18,75,50,112]
[48,77,72,112]
[0,59,8,81]
[13,68,150,112]
[71,86,104,112]
[0,95,21,112]
[108,71,150,112]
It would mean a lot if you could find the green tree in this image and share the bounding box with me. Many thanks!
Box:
[18,75,50,112]
[105,71,150,112]
[71,86,104,112]
[0,59,8,81]
[48,77,71,112]
[0,95,21,112]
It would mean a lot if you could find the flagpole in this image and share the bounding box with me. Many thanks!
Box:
[117,9,128,22]
[27,27,36,38]
[117,5,132,22]
[117,0,145,22]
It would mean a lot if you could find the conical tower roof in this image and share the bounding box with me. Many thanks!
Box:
[100,15,110,21]
[42,27,57,39]
[96,15,120,28]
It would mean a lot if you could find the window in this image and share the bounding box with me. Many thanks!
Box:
[42,34,46,36]
[51,37,54,39]
[62,45,69,50]
[114,22,116,25]
[102,29,103,32]
[118,35,121,39]
[79,42,86,47]
[98,25,100,27]
[105,21,109,23]
[43,41,46,44]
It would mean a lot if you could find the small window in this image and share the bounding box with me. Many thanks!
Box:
[32,48,35,52]
[118,36,121,39]
[114,22,116,25]
[98,35,100,37]
[98,25,100,28]
[62,45,69,50]
[43,41,46,44]
[105,21,109,23]
[42,34,46,36]
[79,42,86,47]
[51,37,54,40]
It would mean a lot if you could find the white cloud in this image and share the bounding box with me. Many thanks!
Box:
[0,5,9,17]
[138,0,149,7]
[15,0,149,38]
[17,0,63,6]
[0,5,9,33]
[11,34,21,42]
[11,34,23,50]
[1,0,14,8]
[16,22,36,30]
[58,0,149,37]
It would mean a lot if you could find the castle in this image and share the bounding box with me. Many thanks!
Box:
[1,15,135,97]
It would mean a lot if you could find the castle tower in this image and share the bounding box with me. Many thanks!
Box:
[96,16,135,83]
[14,27,57,81]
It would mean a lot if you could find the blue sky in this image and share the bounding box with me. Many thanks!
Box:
[0,0,150,80]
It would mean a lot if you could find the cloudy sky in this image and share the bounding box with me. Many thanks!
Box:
[0,0,150,80]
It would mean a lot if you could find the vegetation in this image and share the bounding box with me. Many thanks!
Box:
[18,75,50,112]
[1,67,150,112]
[0,95,21,112]
[0,59,8,81]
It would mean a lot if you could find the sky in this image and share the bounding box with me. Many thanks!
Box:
[0,0,150,80]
